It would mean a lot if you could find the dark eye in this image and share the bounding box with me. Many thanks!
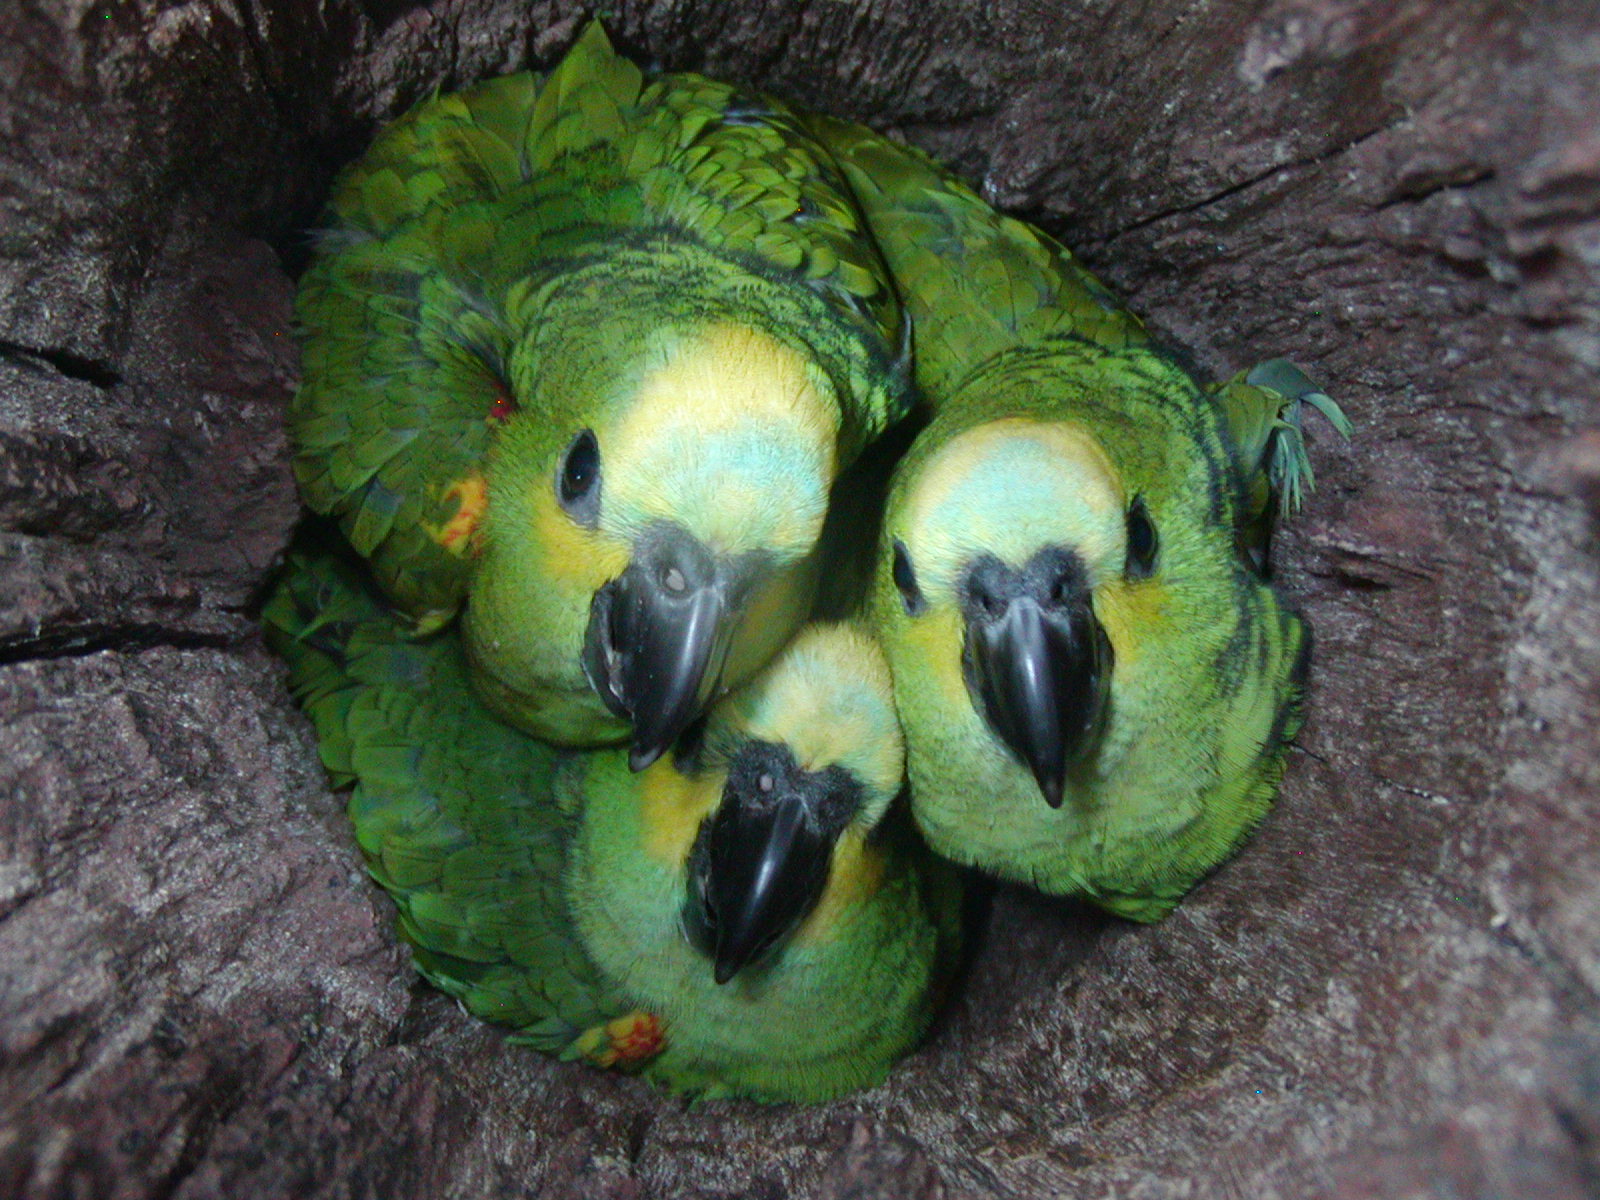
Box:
[891,539,926,616]
[557,429,601,524]
[1125,496,1158,579]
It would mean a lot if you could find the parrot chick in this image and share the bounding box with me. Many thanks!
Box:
[805,115,1349,921]
[264,541,962,1103]
[292,23,910,765]
[568,620,962,1101]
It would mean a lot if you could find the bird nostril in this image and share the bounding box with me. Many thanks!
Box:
[964,556,1023,623]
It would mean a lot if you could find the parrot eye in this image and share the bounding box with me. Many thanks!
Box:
[557,429,601,525]
[1125,496,1159,579]
[891,539,926,616]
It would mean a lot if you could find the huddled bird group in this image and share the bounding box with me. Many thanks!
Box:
[264,24,1349,1103]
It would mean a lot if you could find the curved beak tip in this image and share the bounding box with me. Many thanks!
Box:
[691,772,837,989]
[586,534,743,772]
[1039,774,1066,810]
[629,743,666,773]
[964,588,1111,813]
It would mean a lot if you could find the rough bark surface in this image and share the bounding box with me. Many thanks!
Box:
[2,1,1597,1197]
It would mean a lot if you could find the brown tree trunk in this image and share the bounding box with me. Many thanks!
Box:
[3,2,1597,1196]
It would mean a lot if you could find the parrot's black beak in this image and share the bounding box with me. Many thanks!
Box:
[961,549,1113,809]
[583,524,755,771]
[683,743,856,985]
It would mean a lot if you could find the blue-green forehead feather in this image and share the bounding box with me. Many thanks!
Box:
[894,415,1129,590]
[713,624,905,813]
[921,436,1093,543]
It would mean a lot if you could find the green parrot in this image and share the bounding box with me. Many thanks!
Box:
[263,541,962,1103]
[291,23,911,766]
[806,116,1350,921]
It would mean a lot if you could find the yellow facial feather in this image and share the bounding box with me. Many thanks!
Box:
[622,324,833,441]
[638,757,721,867]
[901,600,966,691]
[791,833,887,948]
[726,624,904,810]
[529,476,630,586]
[1092,576,1171,674]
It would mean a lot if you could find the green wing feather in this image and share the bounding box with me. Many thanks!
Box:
[293,23,909,622]
[293,247,508,623]
[816,118,1341,921]
[803,113,1150,400]
[1212,358,1354,538]
[807,115,1352,539]
[262,536,621,1051]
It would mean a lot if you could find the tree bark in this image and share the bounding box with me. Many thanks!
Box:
[2,1,1597,1197]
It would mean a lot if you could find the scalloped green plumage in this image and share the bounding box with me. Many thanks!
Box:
[805,114,1348,921]
[263,537,963,1103]
[292,22,914,747]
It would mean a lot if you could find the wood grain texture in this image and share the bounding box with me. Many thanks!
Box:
[2,1,1597,1196]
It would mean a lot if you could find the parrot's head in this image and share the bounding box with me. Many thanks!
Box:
[880,415,1158,809]
[679,623,903,984]
[466,272,848,763]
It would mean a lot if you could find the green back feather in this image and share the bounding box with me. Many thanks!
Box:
[1212,358,1354,550]
[805,119,1333,919]
[265,542,964,1099]
[807,113,1350,539]
[804,114,1151,398]
[263,536,621,1050]
[293,23,910,623]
